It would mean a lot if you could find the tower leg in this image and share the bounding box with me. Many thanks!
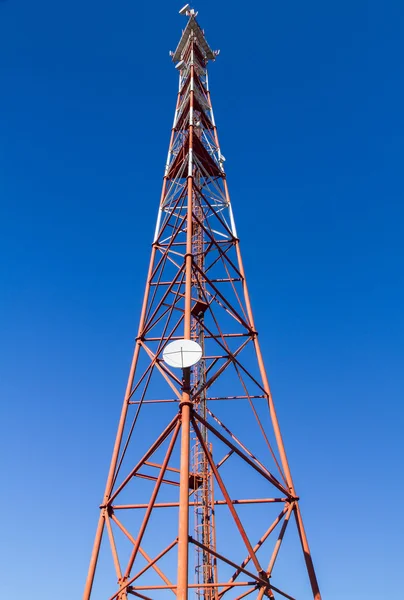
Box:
[294,504,322,600]
[177,385,192,600]
[177,72,194,599]
[83,247,157,600]
[82,512,105,600]
[234,239,323,600]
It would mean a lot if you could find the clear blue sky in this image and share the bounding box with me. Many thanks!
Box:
[0,0,403,598]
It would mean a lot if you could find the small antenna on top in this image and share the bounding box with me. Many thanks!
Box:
[179,4,191,15]
[179,4,197,16]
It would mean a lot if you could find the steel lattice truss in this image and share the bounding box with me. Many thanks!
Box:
[83,10,322,600]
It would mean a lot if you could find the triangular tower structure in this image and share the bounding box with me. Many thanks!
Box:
[83,7,322,600]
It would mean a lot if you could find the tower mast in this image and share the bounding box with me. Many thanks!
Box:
[83,7,322,600]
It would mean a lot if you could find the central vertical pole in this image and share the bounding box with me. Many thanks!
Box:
[178,387,191,600]
[177,44,195,600]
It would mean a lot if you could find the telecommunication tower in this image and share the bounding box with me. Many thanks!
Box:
[83,7,322,600]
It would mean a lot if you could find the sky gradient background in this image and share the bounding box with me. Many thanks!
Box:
[0,0,403,598]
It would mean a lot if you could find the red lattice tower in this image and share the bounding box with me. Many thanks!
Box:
[83,7,322,600]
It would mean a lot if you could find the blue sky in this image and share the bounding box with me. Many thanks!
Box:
[0,0,403,598]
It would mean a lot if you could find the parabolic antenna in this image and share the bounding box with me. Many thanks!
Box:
[162,339,202,369]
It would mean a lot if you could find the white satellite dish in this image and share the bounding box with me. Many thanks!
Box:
[163,339,202,369]
[175,60,185,70]
[179,4,191,16]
